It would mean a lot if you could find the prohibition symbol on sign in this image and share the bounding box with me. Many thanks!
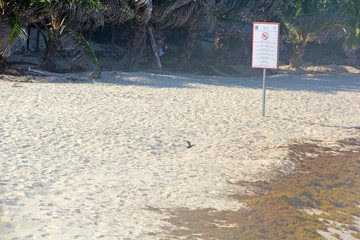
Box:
[262,32,269,40]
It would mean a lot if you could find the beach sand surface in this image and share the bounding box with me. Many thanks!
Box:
[0,71,359,239]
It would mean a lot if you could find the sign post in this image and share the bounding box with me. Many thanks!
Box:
[262,69,266,116]
[252,22,280,116]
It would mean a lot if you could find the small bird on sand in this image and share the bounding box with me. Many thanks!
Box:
[185,141,194,149]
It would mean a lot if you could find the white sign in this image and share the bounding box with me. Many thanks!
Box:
[252,22,280,69]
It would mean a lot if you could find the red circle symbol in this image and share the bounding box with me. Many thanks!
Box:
[262,32,269,40]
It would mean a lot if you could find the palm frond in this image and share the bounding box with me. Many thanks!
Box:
[0,14,26,57]
[101,0,135,24]
[217,17,251,25]
[343,30,360,52]
[79,0,102,13]
[152,0,211,30]
[62,32,101,79]
[249,0,282,21]
[307,24,345,43]
[102,0,152,25]
[214,0,249,18]
[154,0,193,23]
[65,0,104,31]
[135,0,153,23]
[32,0,104,32]
[287,12,350,38]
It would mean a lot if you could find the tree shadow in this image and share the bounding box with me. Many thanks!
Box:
[4,65,359,94]
[95,70,360,93]
[266,73,360,93]
[96,70,260,89]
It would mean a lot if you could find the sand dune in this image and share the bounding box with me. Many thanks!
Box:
[0,71,359,239]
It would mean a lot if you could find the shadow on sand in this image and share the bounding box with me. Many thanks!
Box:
[2,67,359,93]
[94,70,360,93]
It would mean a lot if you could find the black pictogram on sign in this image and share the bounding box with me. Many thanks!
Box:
[262,32,269,40]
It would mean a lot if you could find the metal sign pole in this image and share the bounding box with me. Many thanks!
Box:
[262,68,266,117]
[252,22,279,117]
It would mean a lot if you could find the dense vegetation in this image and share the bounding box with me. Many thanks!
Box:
[1,0,360,77]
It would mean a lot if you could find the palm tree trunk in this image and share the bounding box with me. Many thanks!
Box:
[128,27,147,72]
[177,30,197,70]
[289,40,307,68]
[154,29,165,51]
[214,34,228,67]
[35,28,40,52]
[0,56,12,73]
[111,25,116,50]
[26,27,31,50]
[41,29,61,72]
[345,48,359,67]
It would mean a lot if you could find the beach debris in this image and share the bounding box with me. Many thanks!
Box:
[64,76,79,82]
[12,83,23,87]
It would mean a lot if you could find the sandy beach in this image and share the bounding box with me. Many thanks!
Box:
[0,70,359,239]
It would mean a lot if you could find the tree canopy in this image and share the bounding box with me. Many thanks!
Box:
[1,0,358,76]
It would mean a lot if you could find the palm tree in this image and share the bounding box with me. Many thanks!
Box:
[100,0,153,71]
[151,0,214,70]
[211,0,281,67]
[0,0,32,72]
[280,0,344,67]
[337,0,360,66]
[211,0,251,67]
[125,0,153,71]
[31,0,103,77]
[100,0,137,50]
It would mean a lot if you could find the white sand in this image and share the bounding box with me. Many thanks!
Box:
[0,71,359,239]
